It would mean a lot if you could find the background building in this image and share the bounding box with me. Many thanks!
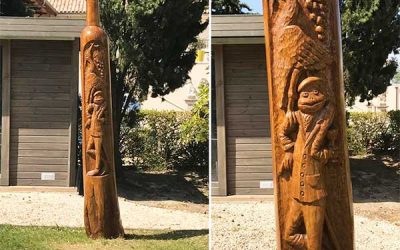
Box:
[0,0,85,186]
[348,81,400,112]
[211,15,273,196]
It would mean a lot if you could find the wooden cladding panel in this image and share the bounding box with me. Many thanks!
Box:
[212,15,264,38]
[9,40,73,187]
[224,44,272,195]
[0,18,84,40]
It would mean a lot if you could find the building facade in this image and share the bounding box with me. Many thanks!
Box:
[0,0,85,186]
[211,15,273,196]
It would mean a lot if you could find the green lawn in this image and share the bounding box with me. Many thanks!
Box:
[0,225,208,250]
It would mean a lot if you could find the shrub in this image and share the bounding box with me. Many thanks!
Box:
[179,82,209,175]
[347,111,400,156]
[122,109,208,175]
[122,110,188,171]
[381,110,400,154]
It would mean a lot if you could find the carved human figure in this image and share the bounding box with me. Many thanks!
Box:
[86,89,108,176]
[84,42,108,176]
[279,77,336,249]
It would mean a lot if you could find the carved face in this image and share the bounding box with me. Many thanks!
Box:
[297,84,326,114]
[93,92,105,105]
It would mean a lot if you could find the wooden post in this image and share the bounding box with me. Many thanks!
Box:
[262,1,354,249]
[80,0,124,239]
[214,45,227,196]
[1,40,11,186]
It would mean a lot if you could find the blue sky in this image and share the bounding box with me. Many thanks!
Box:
[242,0,263,14]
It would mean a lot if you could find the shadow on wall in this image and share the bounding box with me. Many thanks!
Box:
[117,169,208,204]
[351,156,400,203]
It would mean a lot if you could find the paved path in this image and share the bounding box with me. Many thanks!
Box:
[0,192,208,230]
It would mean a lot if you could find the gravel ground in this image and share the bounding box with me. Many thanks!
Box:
[0,192,208,230]
[211,201,400,250]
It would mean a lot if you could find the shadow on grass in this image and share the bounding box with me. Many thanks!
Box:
[117,169,208,204]
[124,229,209,241]
[351,155,400,203]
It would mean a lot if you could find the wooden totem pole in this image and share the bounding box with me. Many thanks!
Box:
[262,0,354,249]
[80,0,124,239]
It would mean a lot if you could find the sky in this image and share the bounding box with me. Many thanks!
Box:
[242,0,263,14]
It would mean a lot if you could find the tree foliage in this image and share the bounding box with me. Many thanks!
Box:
[347,111,400,155]
[98,0,208,175]
[0,0,33,16]
[180,80,209,144]
[212,0,251,14]
[341,0,400,105]
[122,110,208,175]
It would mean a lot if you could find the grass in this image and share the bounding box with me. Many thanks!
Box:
[0,225,208,250]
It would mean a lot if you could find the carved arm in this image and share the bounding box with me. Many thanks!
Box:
[279,111,299,174]
[85,103,95,129]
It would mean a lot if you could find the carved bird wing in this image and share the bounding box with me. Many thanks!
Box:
[275,25,330,110]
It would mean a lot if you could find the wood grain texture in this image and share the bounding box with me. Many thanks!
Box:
[262,0,354,249]
[80,0,124,239]
[224,44,273,195]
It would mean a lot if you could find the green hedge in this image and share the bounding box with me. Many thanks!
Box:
[347,111,400,155]
[122,110,208,175]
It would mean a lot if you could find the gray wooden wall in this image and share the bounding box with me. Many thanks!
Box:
[224,44,273,195]
[9,40,75,186]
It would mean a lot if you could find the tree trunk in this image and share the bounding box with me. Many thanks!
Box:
[262,0,354,249]
[110,61,125,181]
[80,0,124,239]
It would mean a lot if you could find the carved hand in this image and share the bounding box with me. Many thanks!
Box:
[85,118,91,129]
[280,152,294,175]
[311,148,330,165]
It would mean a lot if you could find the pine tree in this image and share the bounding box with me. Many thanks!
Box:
[0,0,33,16]
[212,0,251,14]
[341,0,400,105]
[99,0,208,177]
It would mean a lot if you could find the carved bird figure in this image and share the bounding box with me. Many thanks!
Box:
[272,0,331,112]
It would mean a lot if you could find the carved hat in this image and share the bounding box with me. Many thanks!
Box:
[94,90,104,97]
[297,76,324,93]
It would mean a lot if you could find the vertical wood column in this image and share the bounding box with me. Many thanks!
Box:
[1,40,11,186]
[215,45,227,196]
[262,1,354,249]
[80,0,124,238]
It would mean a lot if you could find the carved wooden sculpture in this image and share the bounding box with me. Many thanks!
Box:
[262,1,354,249]
[80,0,124,239]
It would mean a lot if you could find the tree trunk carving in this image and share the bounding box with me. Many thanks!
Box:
[80,0,124,239]
[263,1,354,249]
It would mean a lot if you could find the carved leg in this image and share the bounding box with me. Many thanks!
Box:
[285,199,306,248]
[303,199,326,250]
[87,136,95,157]
[87,136,103,176]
